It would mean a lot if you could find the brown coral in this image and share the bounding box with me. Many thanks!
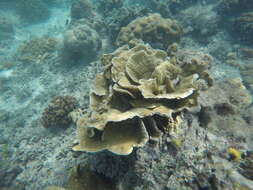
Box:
[116,13,183,49]
[70,44,212,155]
[41,96,78,128]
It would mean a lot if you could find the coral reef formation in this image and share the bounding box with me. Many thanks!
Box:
[216,0,253,44]
[43,187,66,190]
[179,5,219,43]
[239,64,253,93]
[70,0,93,20]
[65,164,115,190]
[217,0,253,15]
[15,0,50,23]
[43,163,115,190]
[129,0,199,16]
[70,43,212,155]
[1,0,253,190]
[101,6,150,42]
[228,147,241,161]
[85,82,253,190]
[96,0,123,16]
[234,12,253,43]
[0,17,14,41]
[199,78,253,149]
[17,37,58,63]
[116,13,183,49]
[61,22,102,64]
[41,96,78,128]
[226,56,253,94]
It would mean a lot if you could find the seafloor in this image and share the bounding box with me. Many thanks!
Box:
[0,0,253,190]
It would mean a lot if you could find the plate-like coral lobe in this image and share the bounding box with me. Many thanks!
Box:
[70,43,213,155]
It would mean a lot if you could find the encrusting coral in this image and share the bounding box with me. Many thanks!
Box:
[70,43,213,155]
[116,13,183,49]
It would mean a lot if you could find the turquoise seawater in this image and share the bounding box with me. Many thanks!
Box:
[0,1,252,190]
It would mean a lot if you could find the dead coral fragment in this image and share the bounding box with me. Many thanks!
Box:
[71,44,212,155]
[116,13,183,49]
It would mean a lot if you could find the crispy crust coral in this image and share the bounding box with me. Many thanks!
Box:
[70,44,212,155]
